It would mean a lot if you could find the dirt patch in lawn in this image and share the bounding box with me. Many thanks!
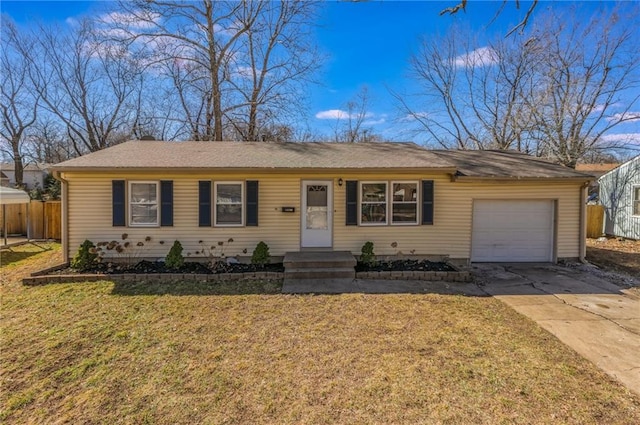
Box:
[2,245,640,424]
[586,237,640,278]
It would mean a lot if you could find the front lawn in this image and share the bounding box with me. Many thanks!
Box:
[2,245,639,424]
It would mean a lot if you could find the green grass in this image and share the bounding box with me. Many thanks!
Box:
[1,244,639,424]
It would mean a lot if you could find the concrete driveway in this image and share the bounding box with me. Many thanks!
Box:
[474,263,640,396]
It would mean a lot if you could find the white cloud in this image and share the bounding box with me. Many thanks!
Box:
[363,118,386,126]
[315,109,371,120]
[607,112,640,123]
[65,17,79,27]
[453,47,499,68]
[600,133,640,145]
[99,11,161,29]
[400,112,429,122]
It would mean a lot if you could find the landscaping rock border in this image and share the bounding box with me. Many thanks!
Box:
[24,264,471,285]
[22,271,285,286]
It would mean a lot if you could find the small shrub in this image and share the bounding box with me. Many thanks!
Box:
[251,241,271,266]
[360,241,376,266]
[71,240,99,271]
[165,241,184,269]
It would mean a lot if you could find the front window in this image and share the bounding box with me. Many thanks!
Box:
[634,186,640,216]
[215,182,243,226]
[129,181,159,226]
[360,182,387,225]
[392,182,418,224]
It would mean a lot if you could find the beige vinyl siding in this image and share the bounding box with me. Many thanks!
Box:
[63,171,582,261]
[333,176,581,260]
[66,172,301,260]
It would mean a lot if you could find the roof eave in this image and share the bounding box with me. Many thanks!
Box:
[52,166,459,174]
[452,175,594,183]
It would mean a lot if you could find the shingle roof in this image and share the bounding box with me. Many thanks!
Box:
[50,141,592,180]
[432,150,592,179]
[575,163,619,173]
[51,141,456,170]
[0,162,50,172]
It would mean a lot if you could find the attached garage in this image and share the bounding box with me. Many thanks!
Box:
[471,200,554,262]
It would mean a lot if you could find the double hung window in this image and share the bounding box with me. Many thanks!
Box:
[215,182,243,226]
[360,181,418,225]
[129,181,159,226]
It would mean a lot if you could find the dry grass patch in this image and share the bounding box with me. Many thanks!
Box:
[587,237,640,277]
[2,245,639,424]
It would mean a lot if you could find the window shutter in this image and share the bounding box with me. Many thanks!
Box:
[422,180,434,225]
[199,181,212,227]
[112,180,126,227]
[346,180,358,226]
[160,181,173,227]
[246,180,259,226]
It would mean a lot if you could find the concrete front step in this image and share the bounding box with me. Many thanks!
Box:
[283,251,357,281]
[284,267,355,280]
[283,251,356,268]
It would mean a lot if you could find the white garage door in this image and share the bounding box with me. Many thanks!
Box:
[471,200,554,262]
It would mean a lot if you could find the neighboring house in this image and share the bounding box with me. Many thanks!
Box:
[0,171,10,187]
[575,163,619,201]
[0,162,50,190]
[598,155,640,240]
[50,141,593,264]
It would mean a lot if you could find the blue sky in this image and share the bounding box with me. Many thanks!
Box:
[2,1,639,147]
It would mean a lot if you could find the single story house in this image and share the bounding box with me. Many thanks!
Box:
[50,141,593,264]
[0,162,50,190]
[598,155,640,240]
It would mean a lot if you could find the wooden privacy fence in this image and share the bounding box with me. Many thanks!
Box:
[0,200,61,240]
[586,204,605,238]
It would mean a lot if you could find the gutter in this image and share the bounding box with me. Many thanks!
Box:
[451,175,594,183]
[52,170,69,263]
[47,166,459,175]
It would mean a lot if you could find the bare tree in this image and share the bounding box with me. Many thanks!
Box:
[403,6,640,166]
[111,0,319,141]
[0,20,38,187]
[399,29,538,150]
[24,118,75,164]
[16,19,144,155]
[527,11,640,168]
[332,86,381,143]
[441,0,539,36]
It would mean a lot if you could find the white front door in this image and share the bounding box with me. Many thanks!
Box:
[301,180,333,248]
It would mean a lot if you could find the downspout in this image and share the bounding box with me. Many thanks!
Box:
[53,171,70,263]
[579,181,588,263]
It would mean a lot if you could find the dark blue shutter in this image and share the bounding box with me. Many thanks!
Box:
[199,181,212,227]
[346,180,358,226]
[422,180,434,225]
[246,180,258,226]
[160,181,173,226]
[112,180,126,226]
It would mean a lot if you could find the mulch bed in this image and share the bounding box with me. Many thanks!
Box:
[356,259,455,273]
[56,260,285,275]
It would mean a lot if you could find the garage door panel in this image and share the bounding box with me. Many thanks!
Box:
[472,200,553,262]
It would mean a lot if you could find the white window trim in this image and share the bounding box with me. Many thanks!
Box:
[359,181,388,226]
[214,181,244,227]
[390,180,419,225]
[128,181,160,227]
[633,185,640,217]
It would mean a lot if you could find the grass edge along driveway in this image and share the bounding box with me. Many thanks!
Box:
[1,244,639,424]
